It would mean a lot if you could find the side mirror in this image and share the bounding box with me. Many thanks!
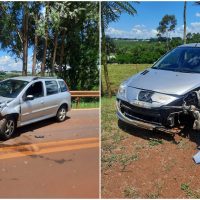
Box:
[25,95,34,101]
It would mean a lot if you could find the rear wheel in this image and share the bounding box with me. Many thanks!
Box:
[56,106,67,122]
[0,116,16,140]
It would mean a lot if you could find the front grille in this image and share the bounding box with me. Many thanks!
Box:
[118,99,161,125]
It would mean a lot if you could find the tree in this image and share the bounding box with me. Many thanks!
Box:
[0,2,99,91]
[30,2,43,76]
[101,2,138,97]
[183,1,187,44]
[40,2,49,76]
[157,15,177,50]
[186,32,200,43]
[0,2,42,75]
[106,35,116,57]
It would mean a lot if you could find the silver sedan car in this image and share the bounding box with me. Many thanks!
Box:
[0,76,71,140]
[117,43,200,133]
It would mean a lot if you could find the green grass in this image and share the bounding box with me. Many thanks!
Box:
[101,96,117,135]
[102,64,151,94]
[148,138,163,147]
[0,73,22,81]
[72,101,99,109]
[123,186,139,198]
[101,97,140,171]
[181,183,200,198]
[118,154,138,171]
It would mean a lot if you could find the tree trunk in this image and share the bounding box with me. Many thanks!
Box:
[101,79,104,96]
[22,7,28,76]
[183,1,187,44]
[41,2,49,77]
[59,30,65,73]
[101,22,112,97]
[166,31,169,51]
[51,32,58,76]
[32,15,38,76]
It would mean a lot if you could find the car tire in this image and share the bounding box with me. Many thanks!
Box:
[56,106,67,122]
[0,116,16,140]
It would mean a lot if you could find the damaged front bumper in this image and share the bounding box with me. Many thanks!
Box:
[117,108,160,130]
[116,99,187,134]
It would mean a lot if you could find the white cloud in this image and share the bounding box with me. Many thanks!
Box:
[106,27,128,37]
[196,12,200,17]
[107,21,200,39]
[191,22,200,28]
[106,25,158,39]
[0,55,32,72]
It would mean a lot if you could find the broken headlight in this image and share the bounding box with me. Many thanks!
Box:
[0,102,8,112]
[118,78,131,98]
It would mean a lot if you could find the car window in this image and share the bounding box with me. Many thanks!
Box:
[182,50,200,69]
[153,47,200,73]
[25,81,44,98]
[0,79,28,98]
[45,80,59,95]
[58,81,68,92]
[159,48,180,69]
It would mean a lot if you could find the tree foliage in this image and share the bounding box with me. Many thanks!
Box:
[157,14,177,50]
[0,2,99,90]
[183,1,187,44]
[108,37,183,64]
[101,1,138,97]
[157,15,177,37]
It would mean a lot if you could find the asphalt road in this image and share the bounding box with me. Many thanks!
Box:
[0,108,99,198]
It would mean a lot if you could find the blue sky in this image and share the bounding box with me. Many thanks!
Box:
[0,48,33,72]
[1,2,200,72]
[106,1,200,39]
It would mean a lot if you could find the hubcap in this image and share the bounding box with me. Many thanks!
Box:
[59,108,66,121]
[5,120,15,137]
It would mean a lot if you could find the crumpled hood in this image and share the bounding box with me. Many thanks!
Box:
[0,96,13,105]
[127,69,200,96]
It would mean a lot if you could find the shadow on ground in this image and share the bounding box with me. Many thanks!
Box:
[0,116,73,164]
[118,119,200,149]
[16,116,70,137]
[0,116,71,142]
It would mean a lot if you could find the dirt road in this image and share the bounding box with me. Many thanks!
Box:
[101,98,200,198]
[0,108,99,198]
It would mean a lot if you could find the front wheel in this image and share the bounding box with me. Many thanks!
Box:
[56,106,67,122]
[0,117,16,140]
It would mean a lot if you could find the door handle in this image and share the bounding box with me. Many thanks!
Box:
[40,101,44,104]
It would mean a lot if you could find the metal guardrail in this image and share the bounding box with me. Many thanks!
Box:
[70,91,100,108]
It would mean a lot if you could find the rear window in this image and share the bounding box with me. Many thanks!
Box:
[45,80,59,96]
[58,81,68,92]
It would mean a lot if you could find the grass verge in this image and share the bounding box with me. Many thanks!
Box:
[72,100,99,109]
[102,63,151,94]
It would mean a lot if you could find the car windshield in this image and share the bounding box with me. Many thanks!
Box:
[152,47,200,73]
[0,79,29,98]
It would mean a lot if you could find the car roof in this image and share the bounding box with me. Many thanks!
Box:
[178,43,200,48]
[9,76,61,82]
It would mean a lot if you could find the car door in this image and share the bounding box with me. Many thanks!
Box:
[20,81,45,123]
[43,80,60,116]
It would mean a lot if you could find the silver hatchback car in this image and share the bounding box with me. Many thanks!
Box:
[117,43,200,133]
[0,76,71,140]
